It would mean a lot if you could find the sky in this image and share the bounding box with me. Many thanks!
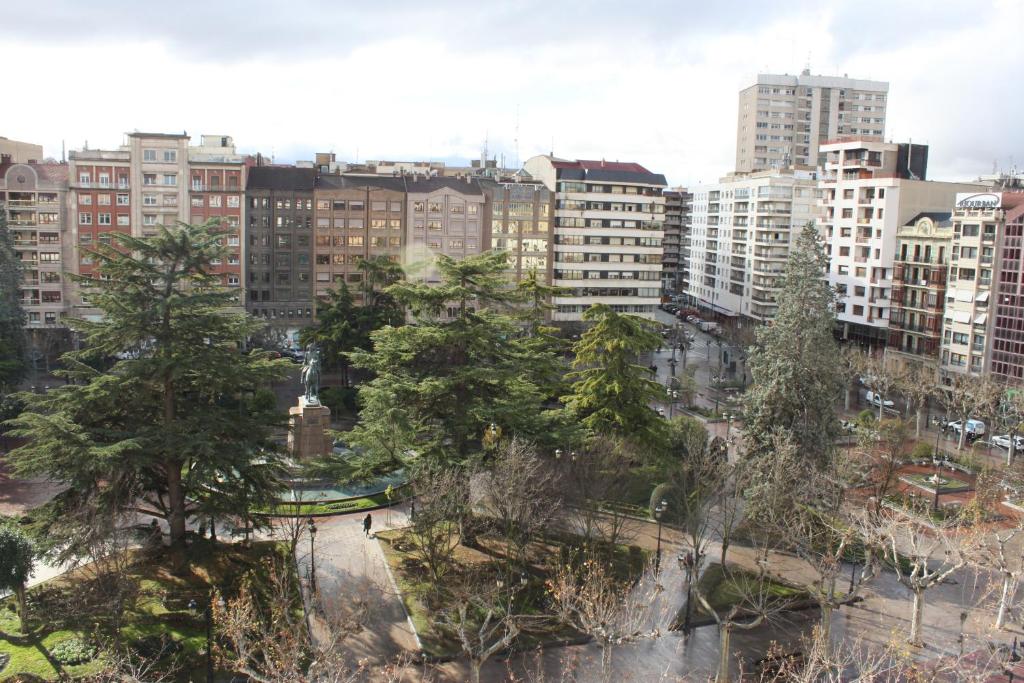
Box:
[1,0,1019,187]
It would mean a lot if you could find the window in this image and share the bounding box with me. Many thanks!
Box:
[98,213,111,225]
[116,193,129,205]
[227,196,240,208]
[144,174,157,186]
[427,220,442,231]
[208,195,222,208]
[78,173,91,184]
[163,150,176,162]
[117,215,130,226]
[79,194,92,205]
[97,194,111,206]
[143,214,157,226]
[372,201,387,211]
[450,204,464,214]
[349,201,364,211]
[428,202,442,213]
[79,212,92,225]
[191,197,205,207]
[449,239,464,249]
[163,174,177,186]
[39,252,61,263]
[143,194,158,206]
[348,236,364,246]
[468,204,479,215]
[413,201,425,212]
[143,149,157,162]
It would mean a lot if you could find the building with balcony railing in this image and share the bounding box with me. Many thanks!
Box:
[686,167,820,323]
[885,213,951,378]
[661,188,690,295]
[1,159,72,329]
[940,191,1024,384]
[820,138,986,348]
[523,156,667,322]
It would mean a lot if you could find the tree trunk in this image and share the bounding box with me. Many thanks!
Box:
[819,601,832,654]
[957,427,966,452]
[878,400,884,421]
[15,583,27,630]
[165,457,188,573]
[717,625,732,682]
[844,386,852,411]
[915,407,923,438]
[1009,438,1018,467]
[996,574,1014,630]
[601,642,615,683]
[720,538,730,566]
[470,660,482,683]
[909,589,924,646]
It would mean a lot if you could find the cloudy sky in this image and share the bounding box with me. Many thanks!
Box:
[2,1,1019,186]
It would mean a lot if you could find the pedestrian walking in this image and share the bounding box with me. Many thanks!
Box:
[363,513,372,538]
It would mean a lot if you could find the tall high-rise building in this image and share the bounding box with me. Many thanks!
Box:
[735,70,889,173]
[522,156,667,322]
[820,138,985,347]
[940,191,1024,383]
[244,165,317,332]
[1,159,71,329]
[686,168,820,322]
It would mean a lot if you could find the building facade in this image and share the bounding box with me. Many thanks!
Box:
[820,138,985,347]
[1,161,71,328]
[313,175,406,307]
[661,188,690,296]
[479,179,553,284]
[0,137,44,165]
[686,168,820,322]
[187,135,246,290]
[886,213,952,377]
[940,191,1024,383]
[523,156,667,322]
[244,166,317,333]
[735,70,889,173]
[405,177,486,288]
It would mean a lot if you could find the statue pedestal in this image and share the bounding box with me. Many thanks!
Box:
[288,398,332,460]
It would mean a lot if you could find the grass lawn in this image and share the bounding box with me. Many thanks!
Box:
[0,540,293,681]
[690,562,811,619]
[899,472,971,493]
[376,528,647,658]
[259,490,403,516]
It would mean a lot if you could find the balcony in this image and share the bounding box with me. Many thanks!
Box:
[72,181,130,190]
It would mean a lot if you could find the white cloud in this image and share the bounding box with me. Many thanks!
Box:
[2,1,1020,186]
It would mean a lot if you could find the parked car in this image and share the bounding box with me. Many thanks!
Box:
[280,347,305,363]
[686,315,702,324]
[947,419,986,438]
[839,419,857,434]
[865,391,895,409]
[698,321,720,333]
[991,434,1024,450]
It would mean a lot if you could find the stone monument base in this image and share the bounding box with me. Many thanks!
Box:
[288,398,332,460]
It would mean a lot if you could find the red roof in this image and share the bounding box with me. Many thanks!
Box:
[550,159,653,174]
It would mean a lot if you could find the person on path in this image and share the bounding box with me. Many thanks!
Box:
[363,513,372,538]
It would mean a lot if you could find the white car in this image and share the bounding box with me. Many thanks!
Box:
[992,434,1024,450]
[865,391,895,409]
[947,419,986,437]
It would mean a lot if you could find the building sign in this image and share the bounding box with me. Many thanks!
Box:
[955,192,1001,209]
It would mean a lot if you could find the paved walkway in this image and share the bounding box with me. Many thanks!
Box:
[296,503,420,667]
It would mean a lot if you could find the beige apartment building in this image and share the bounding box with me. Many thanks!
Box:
[687,168,820,322]
[0,137,44,165]
[312,176,406,308]
[820,138,985,347]
[479,179,553,284]
[736,70,889,173]
[405,177,486,287]
[1,160,72,329]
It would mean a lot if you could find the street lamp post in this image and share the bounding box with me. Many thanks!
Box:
[654,499,668,573]
[932,457,942,514]
[668,389,679,419]
[307,517,318,594]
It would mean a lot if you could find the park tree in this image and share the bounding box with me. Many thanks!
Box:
[299,256,404,386]
[742,224,842,467]
[855,351,907,420]
[0,210,27,391]
[9,222,288,573]
[898,362,937,438]
[561,304,665,449]
[940,373,1001,451]
[349,252,563,466]
[0,524,35,629]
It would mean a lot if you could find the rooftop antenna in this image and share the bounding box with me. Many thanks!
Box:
[550,136,554,157]
[482,130,489,168]
[61,140,66,163]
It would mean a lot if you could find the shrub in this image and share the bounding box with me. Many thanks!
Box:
[51,638,97,665]
[856,409,876,426]
[320,386,359,415]
[650,482,681,524]
[911,442,935,461]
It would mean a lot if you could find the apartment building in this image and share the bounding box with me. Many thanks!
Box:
[405,177,486,284]
[940,191,1024,383]
[820,138,985,347]
[522,156,667,322]
[735,70,889,173]
[885,213,952,377]
[662,188,691,295]
[69,133,246,317]
[686,168,820,322]
[313,175,406,306]
[244,166,317,330]
[479,179,553,284]
[1,160,71,328]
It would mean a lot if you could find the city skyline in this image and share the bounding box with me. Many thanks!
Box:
[2,0,1021,186]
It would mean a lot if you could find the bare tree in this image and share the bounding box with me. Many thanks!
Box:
[858,512,975,646]
[408,465,469,586]
[474,438,561,575]
[854,350,907,420]
[974,525,1024,630]
[557,438,637,550]
[838,345,861,413]
[440,570,525,683]
[897,362,937,438]
[939,373,1001,452]
[851,418,910,517]
[547,556,662,683]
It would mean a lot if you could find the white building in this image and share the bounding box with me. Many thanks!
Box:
[686,168,820,322]
[523,156,667,322]
[735,69,889,173]
[820,138,986,346]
